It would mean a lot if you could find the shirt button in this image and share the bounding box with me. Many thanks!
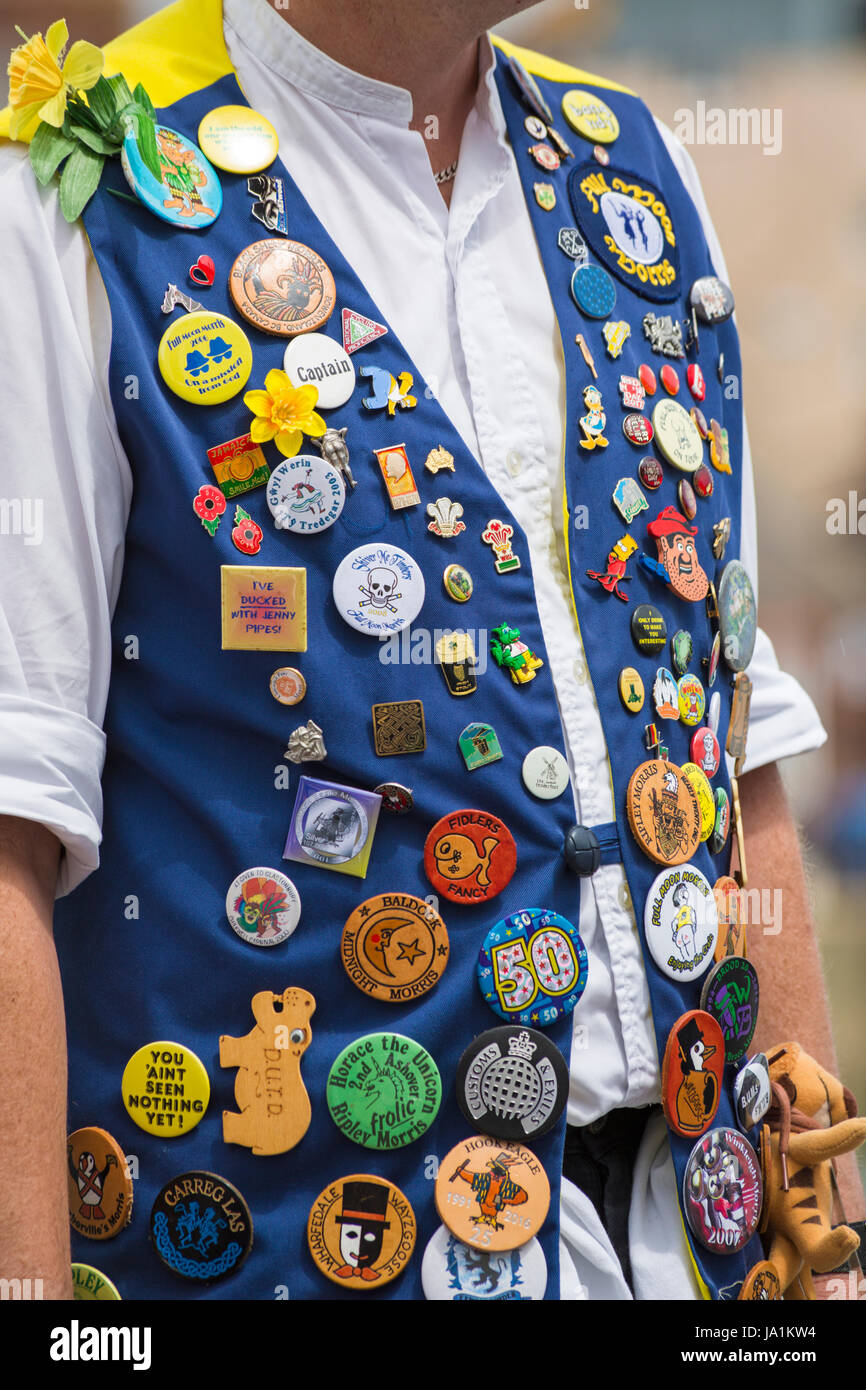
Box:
[618,881,632,912]
[506,449,523,477]
[572,657,588,684]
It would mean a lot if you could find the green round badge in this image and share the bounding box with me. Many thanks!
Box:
[326,1032,441,1150]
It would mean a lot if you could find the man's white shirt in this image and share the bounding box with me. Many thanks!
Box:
[0,0,825,1297]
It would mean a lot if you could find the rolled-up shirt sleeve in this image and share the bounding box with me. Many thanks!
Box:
[656,119,827,773]
[0,144,131,896]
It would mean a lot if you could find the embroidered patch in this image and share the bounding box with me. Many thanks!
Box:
[567,162,680,302]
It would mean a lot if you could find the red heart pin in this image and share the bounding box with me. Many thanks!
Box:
[189,254,215,287]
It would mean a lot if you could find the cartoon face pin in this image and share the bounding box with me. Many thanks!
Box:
[645,506,709,602]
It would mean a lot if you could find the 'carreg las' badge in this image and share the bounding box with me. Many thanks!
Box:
[150,1171,253,1283]
[567,162,679,302]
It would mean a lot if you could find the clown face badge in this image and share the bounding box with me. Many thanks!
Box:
[639,505,709,602]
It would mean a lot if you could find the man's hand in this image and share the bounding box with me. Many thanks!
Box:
[738,762,865,1221]
[0,815,71,1298]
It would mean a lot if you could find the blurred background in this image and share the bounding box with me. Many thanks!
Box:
[3,0,864,1185]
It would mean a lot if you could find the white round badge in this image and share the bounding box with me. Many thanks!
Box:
[332,543,425,636]
[600,191,664,266]
[225,867,301,946]
[421,1224,547,1301]
[643,864,718,982]
[521,746,570,800]
[266,455,345,534]
[282,332,356,409]
[652,399,704,473]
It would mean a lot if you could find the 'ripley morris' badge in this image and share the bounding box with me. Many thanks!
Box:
[626,759,702,866]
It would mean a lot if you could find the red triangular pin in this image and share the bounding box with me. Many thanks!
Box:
[341,306,388,355]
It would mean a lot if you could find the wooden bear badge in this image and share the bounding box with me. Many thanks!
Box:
[219,988,315,1156]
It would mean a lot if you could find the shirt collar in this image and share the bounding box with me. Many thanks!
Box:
[223,0,504,133]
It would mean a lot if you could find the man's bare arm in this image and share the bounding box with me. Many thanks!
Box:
[739,761,865,1220]
[0,815,71,1297]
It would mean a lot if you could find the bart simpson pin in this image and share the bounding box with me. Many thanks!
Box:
[586,534,638,602]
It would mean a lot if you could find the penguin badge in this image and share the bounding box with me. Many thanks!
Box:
[661,1011,725,1138]
[67,1128,133,1240]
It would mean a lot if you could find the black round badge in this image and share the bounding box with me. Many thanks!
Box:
[631,603,667,656]
[689,276,735,324]
[699,956,760,1066]
[150,1171,253,1283]
[456,1026,569,1141]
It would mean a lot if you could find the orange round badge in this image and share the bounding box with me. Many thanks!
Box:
[307,1174,416,1290]
[739,1260,782,1300]
[626,758,701,866]
[713,874,747,960]
[424,808,517,905]
[229,239,336,337]
[341,892,449,1003]
[66,1127,133,1241]
[435,1136,550,1251]
[661,1010,725,1138]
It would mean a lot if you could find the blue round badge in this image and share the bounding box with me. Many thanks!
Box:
[570,263,616,319]
[121,124,222,228]
[477,907,588,1028]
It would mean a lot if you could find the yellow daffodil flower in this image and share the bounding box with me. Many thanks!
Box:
[7,19,104,139]
[244,370,326,458]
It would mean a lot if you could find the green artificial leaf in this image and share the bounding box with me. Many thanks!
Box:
[132,81,156,118]
[68,123,119,156]
[106,72,134,109]
[134,112,163,183]
[86,75,119,129]
[29,122,76,185]
[64,95,100,133]
[58,145,105,222]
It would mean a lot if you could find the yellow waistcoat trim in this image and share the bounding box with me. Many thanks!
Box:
[489,33,635,96]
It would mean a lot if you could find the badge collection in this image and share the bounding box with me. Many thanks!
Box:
[35,41,861,1302]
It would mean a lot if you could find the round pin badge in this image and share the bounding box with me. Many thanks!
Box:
[683,1128,762,1254]
[225,866,301,946]
[266,455,345,534]
[718,560,757,672]
[652,398,704,472]
[638,363,657,395]
[373,782,414,814]
[660,364,680,396]
[456,1026,568,1141]
[678,477,697,521]
[690,405,709,439]
[681,762,715,843]
[478,906,588,1029]
[197,104,278,174]
[701,956,759,1065]
[671,628,693,677]
[326,1032,441,1149]
[157,310,252,405]
[341,892,449,1003]
[705,630,721,688]
[638,455,663,491]
[269,666,307,705]
[561,89,620,143]
[521,746,569,800]
[283,331,356,409]
[713,875,746,960]
[661,1010,724,1138]
[229,238,336,337]
[436,1136,550,1252]
[690,275,735,325]
[422,1223,547,1301]
[693,463,714,499]
[708,690,721,735]
[121,1041,209,1137]
[333,543,425,636]
[151,1172,253,1282]
[691,726,720,779]
[734,1053,771,1130]
[739,1260,782,1301]
[626,759,701,866]
[712,786,731,853]
[678,673,706,726]
[630,603,667,656]
[290,781,373,868]
[67,1127,133,1241]
[307,1174,416,1289]
[506,54,553,124]
[121,125,221,228]
[619,666,645,712]
[424,808,516,905]
[72,1264,121,1300]
[524,114,548,140]
[570,263,617,318]
[643,863,718,981]
[443,562,473,603]
[528,142,560,171]
[622,412,653,447]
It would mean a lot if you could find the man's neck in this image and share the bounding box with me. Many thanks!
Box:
[268,0,489,203]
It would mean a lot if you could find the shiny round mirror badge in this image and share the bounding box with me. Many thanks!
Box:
[225,866,301,946]
[121,1041,210,1137]
[266,455,345,533]
[121,125,222,227]
[197,104,278,174]
[157,311,252,405]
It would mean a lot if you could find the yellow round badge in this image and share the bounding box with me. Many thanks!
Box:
[71,1263,122,1300]
[157,311,252,406]
[121,1040,210,1138]
[198,105,278,174]
[681,762,715,843]
[561,89,620,144]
